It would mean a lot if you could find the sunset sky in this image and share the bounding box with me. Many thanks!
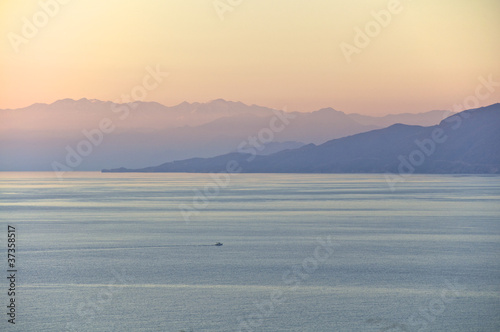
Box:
[1,0,499,115]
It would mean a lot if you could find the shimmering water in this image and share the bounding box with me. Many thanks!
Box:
[0,172,499,331]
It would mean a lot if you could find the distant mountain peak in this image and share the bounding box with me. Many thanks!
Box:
[315,107,344,114]
[207,98,247,107]
[317,107,338,112]
[210,98,228,103]
[104,103,500,174]
[52,98,77,104]
[208,98,237,105]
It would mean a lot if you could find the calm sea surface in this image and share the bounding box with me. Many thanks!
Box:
[0,172,499,331]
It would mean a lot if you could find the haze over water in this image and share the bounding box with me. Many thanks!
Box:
[0,172,498,331]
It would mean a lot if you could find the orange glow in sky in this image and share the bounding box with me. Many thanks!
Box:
[0,0,499,115]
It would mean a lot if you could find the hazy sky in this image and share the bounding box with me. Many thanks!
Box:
[1,0,499,115]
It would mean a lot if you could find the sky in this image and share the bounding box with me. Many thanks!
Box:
[0,0,499,115]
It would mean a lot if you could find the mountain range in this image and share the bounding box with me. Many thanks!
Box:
[103,103,500,174]
[0,99,450,171]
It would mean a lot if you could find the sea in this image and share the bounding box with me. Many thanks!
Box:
[0,172,499,331]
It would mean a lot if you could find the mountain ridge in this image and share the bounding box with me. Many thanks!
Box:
[0,98,459,171]
[102,103,500,174]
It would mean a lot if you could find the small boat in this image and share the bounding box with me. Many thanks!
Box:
[214,242,223,246]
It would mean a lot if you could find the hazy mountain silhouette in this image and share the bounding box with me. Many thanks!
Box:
[349,110,450,128]
[103,104,500,174]
[1,98,451,171]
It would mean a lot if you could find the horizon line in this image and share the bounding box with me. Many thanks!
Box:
[0,97,467,117]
